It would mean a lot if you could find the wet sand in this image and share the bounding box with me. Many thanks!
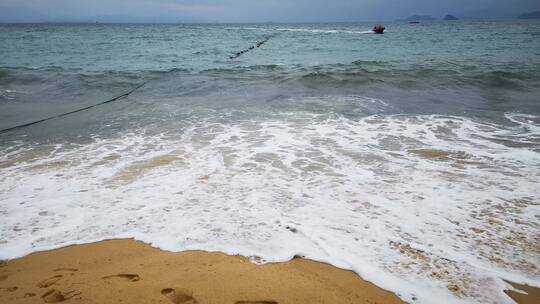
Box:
[0,239,537,304]
[505,282,540,304]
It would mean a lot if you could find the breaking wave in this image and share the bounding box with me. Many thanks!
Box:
[1,110,539,303]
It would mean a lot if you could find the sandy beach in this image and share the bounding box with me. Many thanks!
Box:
[0,239,404,304]
[1,5,540,303]
[0,239,536,304]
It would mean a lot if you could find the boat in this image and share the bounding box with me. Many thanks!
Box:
[372,25,385,34]
[408,21,420,24]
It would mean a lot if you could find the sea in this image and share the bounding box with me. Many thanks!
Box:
[0,21,539,303]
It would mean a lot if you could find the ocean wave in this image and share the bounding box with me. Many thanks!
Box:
[1,63,539,114]
[2,62,538,89]
[196,62,540,90]
[1,112,539,303]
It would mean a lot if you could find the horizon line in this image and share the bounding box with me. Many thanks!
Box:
[0,17,528,25]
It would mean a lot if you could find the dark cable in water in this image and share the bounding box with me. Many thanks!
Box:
[1,35,273,134]
[0,81,147,134]
[229,36,273,59]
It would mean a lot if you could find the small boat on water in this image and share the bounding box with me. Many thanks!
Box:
[408,21,420,24]
[372,24,385,34]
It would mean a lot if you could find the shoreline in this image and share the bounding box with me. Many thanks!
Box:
[0,239,537,304]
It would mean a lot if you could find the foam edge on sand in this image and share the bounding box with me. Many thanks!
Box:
[0,239,537,304]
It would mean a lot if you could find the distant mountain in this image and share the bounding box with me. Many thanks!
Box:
[517,11,540,19]
[402,15,436,22]
[443,14,459,20]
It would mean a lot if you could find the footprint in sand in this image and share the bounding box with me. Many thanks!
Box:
[0,286,18,292]
[0,274,8,281]
[102,273,141,282]
[235,301,278,304]
[161,288,199,304]
[37,275,63,288]
[41,289,80,303]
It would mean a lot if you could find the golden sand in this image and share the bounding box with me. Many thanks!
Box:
[0,239,537,304]
[505,282,540,304]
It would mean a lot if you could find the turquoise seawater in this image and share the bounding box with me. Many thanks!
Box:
[1,21,539,136]
[1,21,539,303]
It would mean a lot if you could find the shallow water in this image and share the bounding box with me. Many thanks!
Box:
[1,21,539,303]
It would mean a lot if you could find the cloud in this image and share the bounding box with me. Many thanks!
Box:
[0,0,538,22]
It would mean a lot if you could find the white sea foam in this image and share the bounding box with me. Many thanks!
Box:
[1,111,539,304]
[227,27,374,35]
[275,28,373,34]
[0,89,25,100]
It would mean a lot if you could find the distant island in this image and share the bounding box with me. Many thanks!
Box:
[517,11,540,19]
[443,14,459,20]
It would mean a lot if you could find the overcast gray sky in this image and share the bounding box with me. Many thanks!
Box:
[0,0,538,22]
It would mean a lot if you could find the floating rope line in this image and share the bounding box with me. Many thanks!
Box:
[229,36,273,59]
[0,81,147,134]
[1,35,273,134]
